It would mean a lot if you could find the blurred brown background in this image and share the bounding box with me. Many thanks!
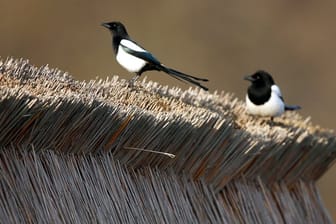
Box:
[2,0,336,220]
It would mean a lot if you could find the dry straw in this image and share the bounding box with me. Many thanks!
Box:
[0,58,335,223]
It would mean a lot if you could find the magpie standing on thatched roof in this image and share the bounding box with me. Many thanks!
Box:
[101,21,208,90]
[244,70,301,118]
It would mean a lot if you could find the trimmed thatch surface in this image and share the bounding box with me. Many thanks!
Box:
[0,58,335,223]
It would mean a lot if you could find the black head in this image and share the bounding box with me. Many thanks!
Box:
[101,21,129,37]
[244,70,275,88]
[244,70,275,105]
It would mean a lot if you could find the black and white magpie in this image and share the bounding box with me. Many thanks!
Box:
[102,21,208,90]
[244,70,301,118]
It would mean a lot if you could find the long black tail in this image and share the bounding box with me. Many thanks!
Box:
[285,105,301,111]
[158,65,209,91]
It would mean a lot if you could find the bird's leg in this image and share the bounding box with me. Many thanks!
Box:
[267,116,275,126]
[128,73,140,88]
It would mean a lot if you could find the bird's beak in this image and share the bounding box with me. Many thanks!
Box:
[244,75,255,82]
[101,23,110,29]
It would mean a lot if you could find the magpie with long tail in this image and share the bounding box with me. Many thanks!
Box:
[102,21,209,90]
[244,70,301,119]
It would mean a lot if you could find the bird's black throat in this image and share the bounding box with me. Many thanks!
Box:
[247,85,272,105]
[112,36,122,54]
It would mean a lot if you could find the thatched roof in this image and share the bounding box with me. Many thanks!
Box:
[0,58,335,223]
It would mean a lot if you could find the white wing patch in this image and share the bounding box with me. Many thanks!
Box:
[115,39,149,73]
[120,39,146,52]
[271,85,282,98]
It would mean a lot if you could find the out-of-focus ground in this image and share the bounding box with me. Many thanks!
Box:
[2,0,336,220]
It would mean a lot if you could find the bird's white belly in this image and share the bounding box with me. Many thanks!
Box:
[246,92,285,117]
[116,46,147,73]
